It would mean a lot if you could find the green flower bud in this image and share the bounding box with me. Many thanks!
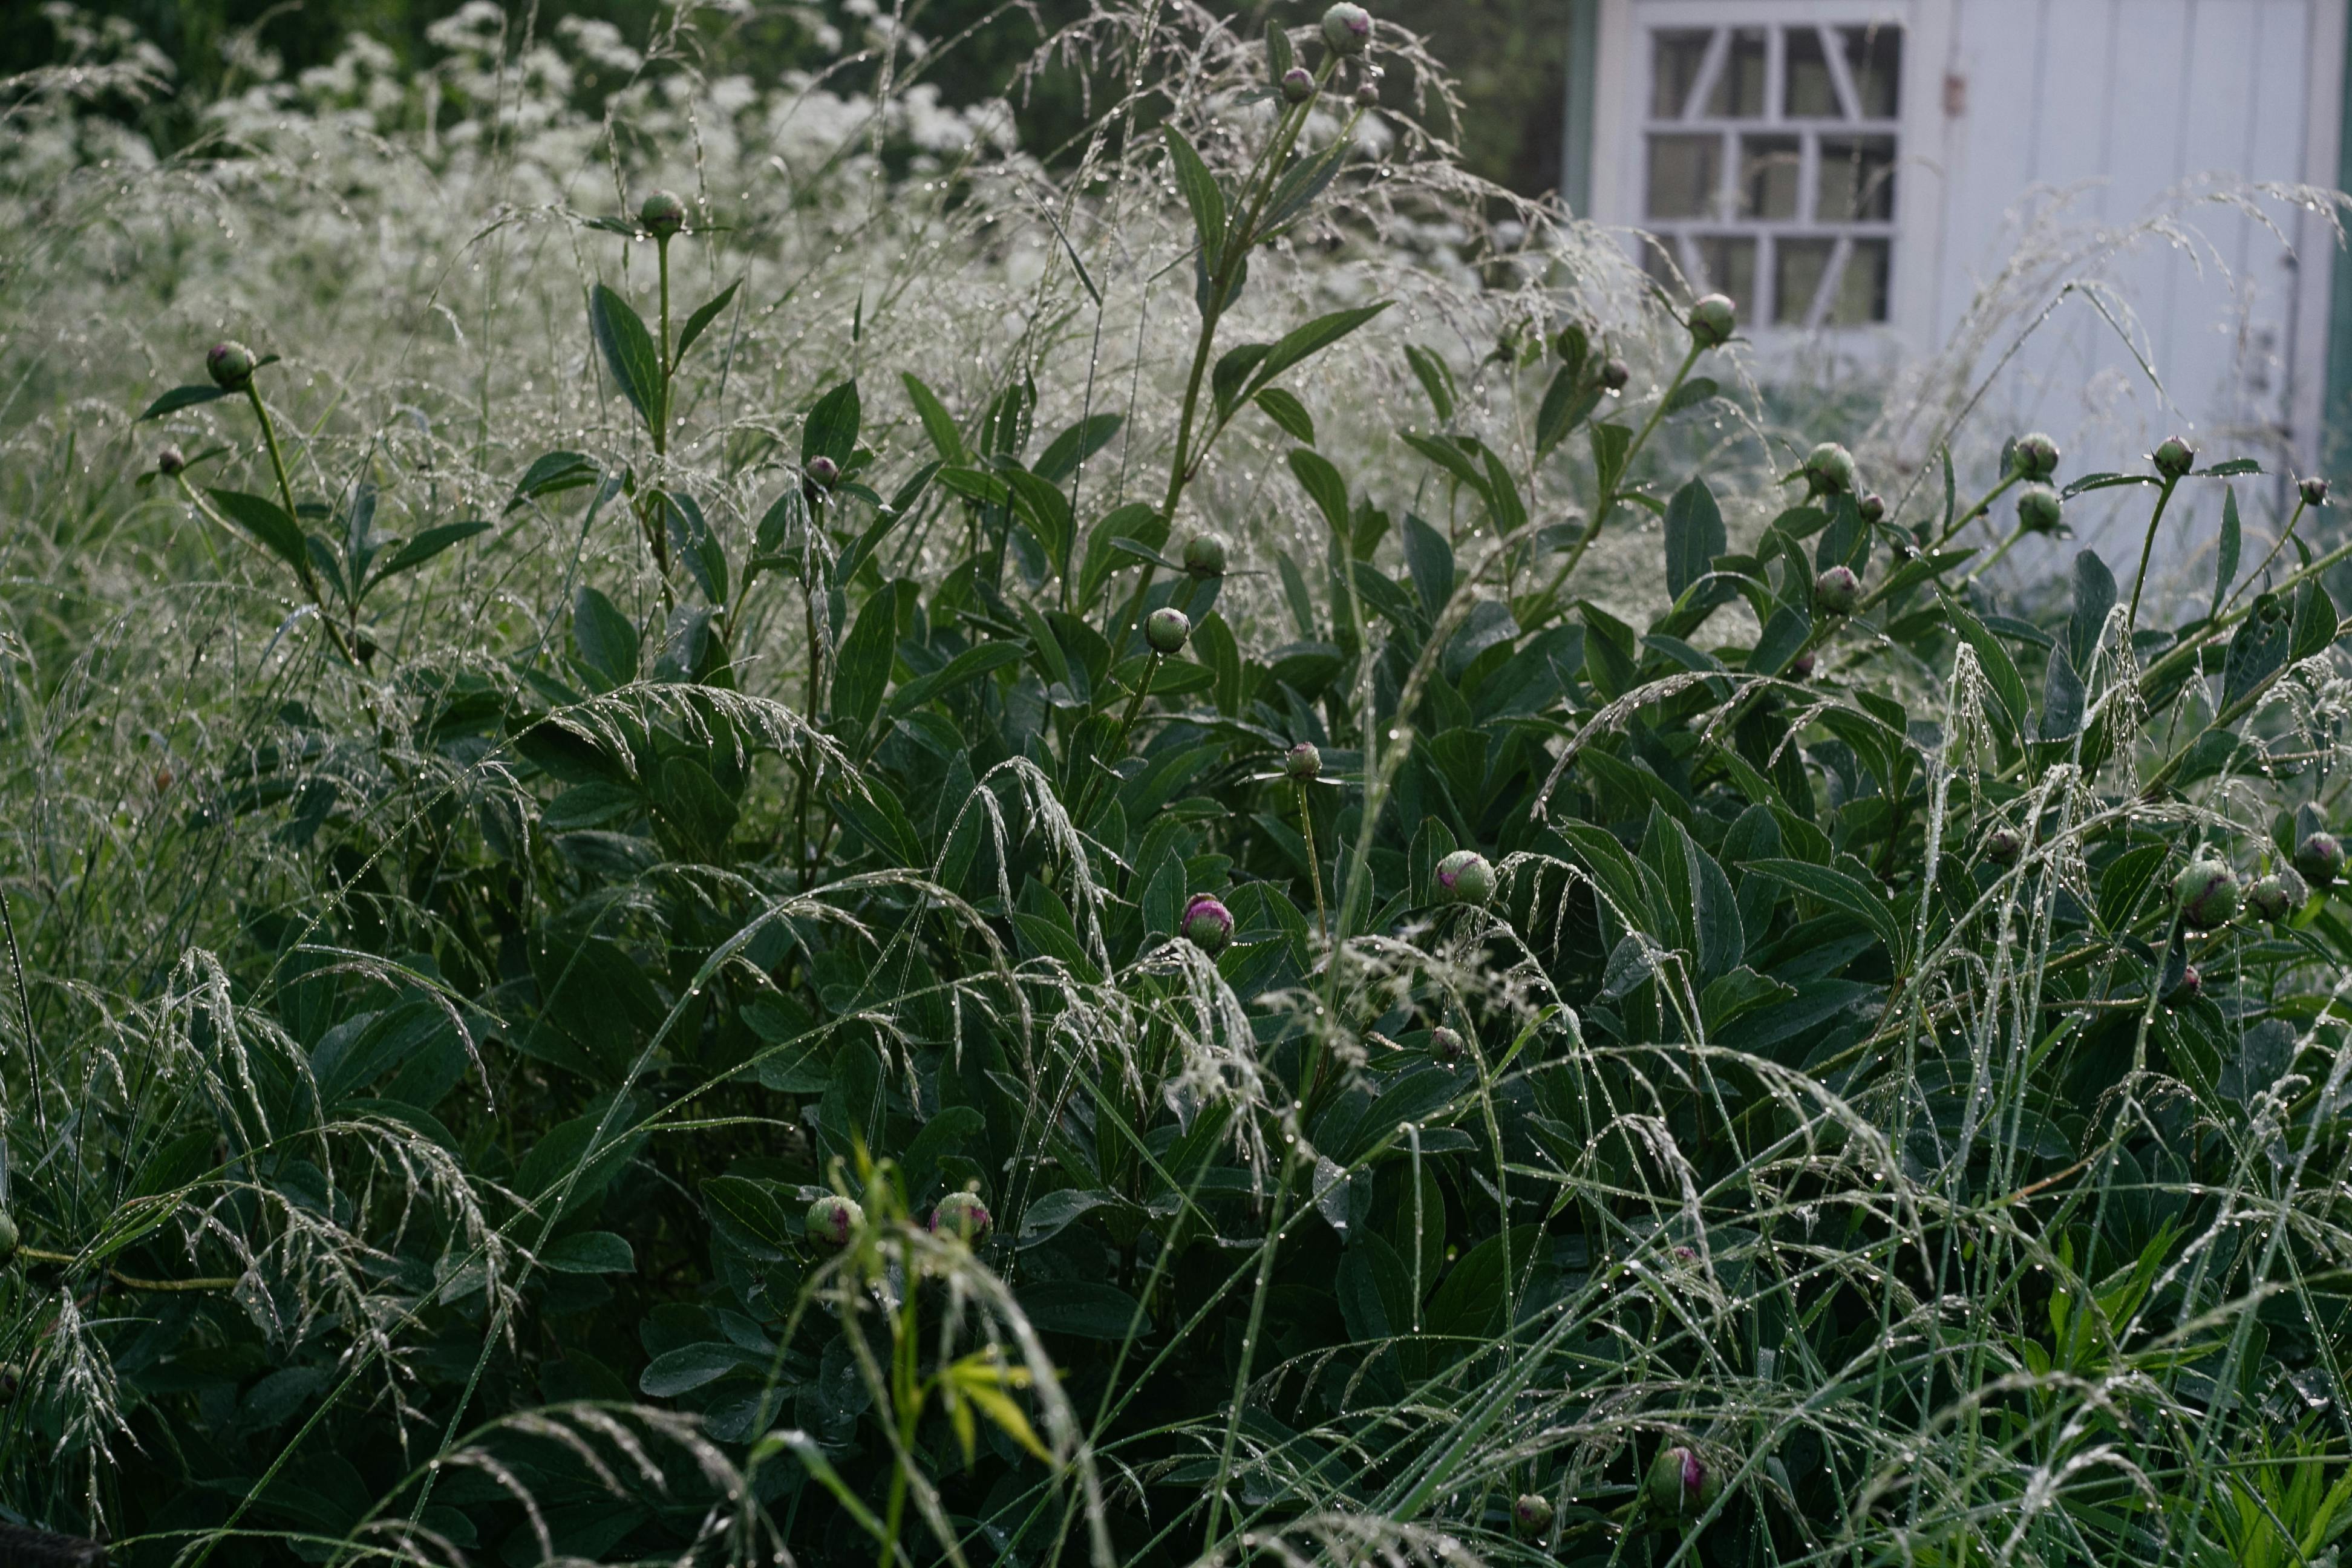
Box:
[806,1194,860,1249]
[1858,492,1886,524]
[1812,564,1862,616]
[206,341,256,390]
[2301,475,2330,507]
[1429,1025,1465,1063]
[1512,1494,1555,1541]
[930,1189,993,1246]
[2153,436,2196,479]
[1647,1444,1715,1517]
[1688,293,1737,349]
[1353,80,1380,108]
[2169,963,2202,1001]
[1284,741,1321,782]
[1789,651,1815,680]
[157,445,186,477]
[1182,531,1229,577]
[1984,827,2023,867]
[2016,483,2064,535]
[806,455,840,488]
[1435,849,1494,906]
[2294,831,2344,889]
[1145,606,1191,654]
[1803,442,1857,497]
[1600,356,1631,391]
[1321,2,1372,56]
[1182,893,1233,953]
[2173,859,2240,929]
[1280,65,1315,103]
[2011,432,2060,481]
[639,189,688,238]
[2245,868,2307,923]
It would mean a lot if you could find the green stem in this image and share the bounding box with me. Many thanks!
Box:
[2222,496,2310,616]
[655,234,673,457]
[244,382,299,523]
[1933,469,2022,550]
[176,469,357,665]
[1299,781,1327,946]
[1961,524,2027,587]
[1201,1142,1298,1552]
[1537,337,1704,606]
[1076,652,1161,828]
[2126,474,2181,628]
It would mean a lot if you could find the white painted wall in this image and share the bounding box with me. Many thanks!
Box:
[1589,0,2346,584]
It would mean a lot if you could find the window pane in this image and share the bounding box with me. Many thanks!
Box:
[1784,27,1840,117]
[1651,29,1713,119]
[1693,235,1758,322]
[1647,134,1721,219]
[1829,238,1892,324]
[1842,25,1902,119]
[1818,136,1898,221]
[1776,238,1835,325]
[1707,28,1767,118]
[1740,135,1801,219]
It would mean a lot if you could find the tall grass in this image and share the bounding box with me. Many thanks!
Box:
[2,4,2351,1568]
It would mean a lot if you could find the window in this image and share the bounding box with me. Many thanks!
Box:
[1637,21,1902,329]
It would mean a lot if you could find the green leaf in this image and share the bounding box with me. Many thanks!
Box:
[1211,342,1273,417]
[887,641,1026,715]
[2196,457,2262,477]
[1034,413,1123,483]
[1245,303,1391,396]
[572,585,639,686]
[802,379,861,466]
[1400,512,1455,614]
[901,372,966,463]
[139,383,234,420]
[1748,605,1811,676]
[655,754,737,862]
[1590,422,1633,497]
[1938,590,2031,747]
[2293,578,2339,662]
[1018,1188,1119,1249]
[1403,344,1455,422]
[2068,549,2117,675]
[832,588,898,741]
[2212,487,2239,616]
[2221,592,2293,711]
[1700,966,1795,1033]
[589,282,664,434]
[703,1174,795,1259]
[662,491,728,604]
[1743,858,1908,969]
[1254,387,1315,443]
[1018,1279,1149,1339]
[1077,502,1165,608]
[1663,479,1726,603]
[674,277,742,367]
[1264,16,1295,80]
[540,1231,635,1275]
[370,520,490,586]
[1163,125,1226,278]
[206,488,310,573]
[1661,375,1719,415]
[1535,365,1602,457]
[2039,646,2084,740]
[1005,468,1077,581]
[1288,448,1351,534]
[506,450,599,513]
[641,1342,760,1396]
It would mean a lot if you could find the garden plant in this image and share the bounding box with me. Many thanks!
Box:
[1,2,2351,1567]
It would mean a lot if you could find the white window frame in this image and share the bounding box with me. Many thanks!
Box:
[1590,0,1952,359]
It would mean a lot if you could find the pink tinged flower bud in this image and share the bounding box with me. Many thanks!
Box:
[1182,893,1233,954]
[1182,531,1228,576]
[2016,483,2063,535]
[806,455,840,487]
[2301,475,2330,507]
[1353,80,1380,107]
[1803,442,1857,497]
[1322,2,1372,56]
[1858,492,1886,524]
[2153,436,2196,479]
[1145,606,1191,654]
[1280,65,1315,103]
[2170,963,2202,1001]
[639,188,688,238]
[2295,831,2344,889]
[206,341,256,389]
[2172,859,2239,929]
[1511,1494,1554,1540]
[2246,869,2305,923]
[1688,293,1736,349]
[1434,849,1494,906]
[1429,1025,1465,1063]
[157,445,186,477]
[1284,741,1322,782]
[1648,1445,1706,1515]
[1600,356,1631,392]
[931,1190,993,1246]
[806,1194,860,1249]
[1812,564,1862,616]
[1984,827,2023,867]
[2011,431,2060,481]
[1789,652,1815,679]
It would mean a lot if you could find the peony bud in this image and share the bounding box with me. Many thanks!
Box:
[1435,849,1495,906]
[1429,1025,1465,1063]
[639,189,688,238]
[2152,436,2196,479]
[2301,475,2330,508]
[206,341,256,390]
[1280,65,1315,103]
[1688,293,1737,349]
[157,444,186,477]
[1284,741,1322,782]
[1984,827,2023,867]
[1353,80,1380,108]
[1322,2,1372,56]
[1145,606,1191,654]
[1182,531,1229,577]
[2173,859,2240,929]
[1812,564,1862,616]
[2294,831,2344,889]
[1858,492,1886,524]
[1512,1494,1555,1541]
[1647,1445,1717,1517]
[0,1209,15,1263]
[2016,483,2064,536]
[2011,431,2060,481]
[930,1189,993,1246]
[1789,651,1815,679]
[2245,868,2307,923]
[806,1193,860,1249]
[2170,963,2202,1001]
[1803,442,1857,497]
[1182,893,1233,954]
[1600,356,1631,392]
[806,455,840,488]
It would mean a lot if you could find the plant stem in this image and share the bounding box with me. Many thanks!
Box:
[1298,781,1327,945]
[2222,495,2310,616]
[2125,474,2181,628]
[245,383,299,523]
[1933,469,2021,549]
[18,1247,238,1291]
[1076,652,1161,826]
[655,234,673,457]
[176,469,358,665]
[1201,1140,1298,1552]
[1537,336,1703,606]
[1961,524,2027,587]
